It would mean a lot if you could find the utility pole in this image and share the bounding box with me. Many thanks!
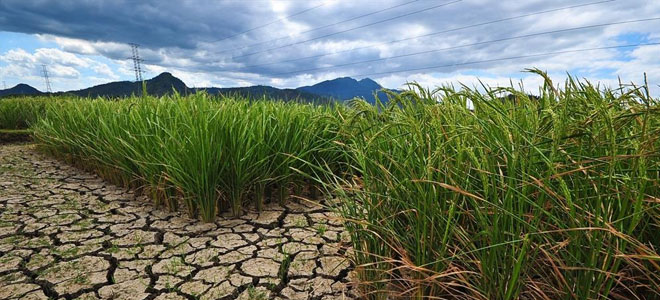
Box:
[129,43,144,82]
[41,64,52,93]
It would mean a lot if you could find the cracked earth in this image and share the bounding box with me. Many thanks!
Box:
[0,144,356,300]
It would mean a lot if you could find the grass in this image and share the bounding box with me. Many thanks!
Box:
[316,224,328,235]
[0,97,50,129]
[2,70,659,299]
[29,92,343,221]
[73,273,90,285]
[328,70,660,299]
[246,285,268,300]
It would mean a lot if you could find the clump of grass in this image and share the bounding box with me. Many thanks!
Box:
[330,70,660,299]
[0,97,52,129]
[245,284,268,300]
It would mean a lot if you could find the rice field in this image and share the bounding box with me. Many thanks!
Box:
[0,97,48,130]
[1,71,659,299]
[30,94,346,221]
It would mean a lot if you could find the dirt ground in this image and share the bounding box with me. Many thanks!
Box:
[0,143,356,300]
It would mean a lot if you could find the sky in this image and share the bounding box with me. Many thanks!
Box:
[0,0,659,95]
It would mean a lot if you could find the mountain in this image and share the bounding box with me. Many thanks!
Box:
[297,77,394,104]
[194,85,333,104]
[67,72,187,98]
[0,84,43,97]
[0,73,394,104]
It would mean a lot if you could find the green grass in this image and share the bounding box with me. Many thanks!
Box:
[4,70,660,299]
[328,70,660,299]
[30,92,343,221]
[0,97,50,129]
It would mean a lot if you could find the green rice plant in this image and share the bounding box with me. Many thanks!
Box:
[35,98,137,186]
[246,100,284,210]
[121,93,224,215]
[266,102,321,201]
[31,92,343,220]
[214,99,271,216]
[0,97,50,129]
[329,70,660,299]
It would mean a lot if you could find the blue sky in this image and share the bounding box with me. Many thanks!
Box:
[1,0,659,94]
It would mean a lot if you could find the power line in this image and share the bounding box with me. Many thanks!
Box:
[41,64,52,93]
[242,0,615,69]
[212,0,422,54]
[346,42,660,78]
[231,0,462,59]
[272,16,660,76]
[129,43,144,82]
[205,2,327,44]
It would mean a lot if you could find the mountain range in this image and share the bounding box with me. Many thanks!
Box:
[0,72,397,103]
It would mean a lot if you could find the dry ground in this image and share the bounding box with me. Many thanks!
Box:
[0,143,356,300]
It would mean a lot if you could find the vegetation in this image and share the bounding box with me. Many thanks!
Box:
[0,97,49,142]
[332,71,660,299]
[1,71,659,299]
[0,97,49,129]
[29,93,343,221]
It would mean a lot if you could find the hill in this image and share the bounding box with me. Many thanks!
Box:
[0,84,43,97]
[194,85,333,104]
[67,72,187,98]
[297,77,395,104]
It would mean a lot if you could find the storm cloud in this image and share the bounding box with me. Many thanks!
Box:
[0,0,659,92]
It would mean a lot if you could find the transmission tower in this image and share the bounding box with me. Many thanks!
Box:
[129,43,144,82]
[41,64,52,93]
[2,81,6,90]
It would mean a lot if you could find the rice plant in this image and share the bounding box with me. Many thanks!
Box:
[9,70,660,299]
[31,92,342,220]
[330,70,660,299]
[0,97,49,129]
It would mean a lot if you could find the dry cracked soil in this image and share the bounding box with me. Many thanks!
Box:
[0,143,357,300]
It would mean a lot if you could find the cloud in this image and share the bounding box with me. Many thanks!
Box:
[0,0,658,93]
[0,47,118,91]
[91,63,118,79]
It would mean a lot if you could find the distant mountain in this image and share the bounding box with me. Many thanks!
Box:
[297,77,395,104]
[0,73,396,104]
[67,72,187,98]
[0,84,43,97]
[194,85,333,104]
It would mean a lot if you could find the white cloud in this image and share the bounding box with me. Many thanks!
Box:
[0,47,120,91]
[91,62,118,79]
[1,49,36,65]
[47,64,80,78]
